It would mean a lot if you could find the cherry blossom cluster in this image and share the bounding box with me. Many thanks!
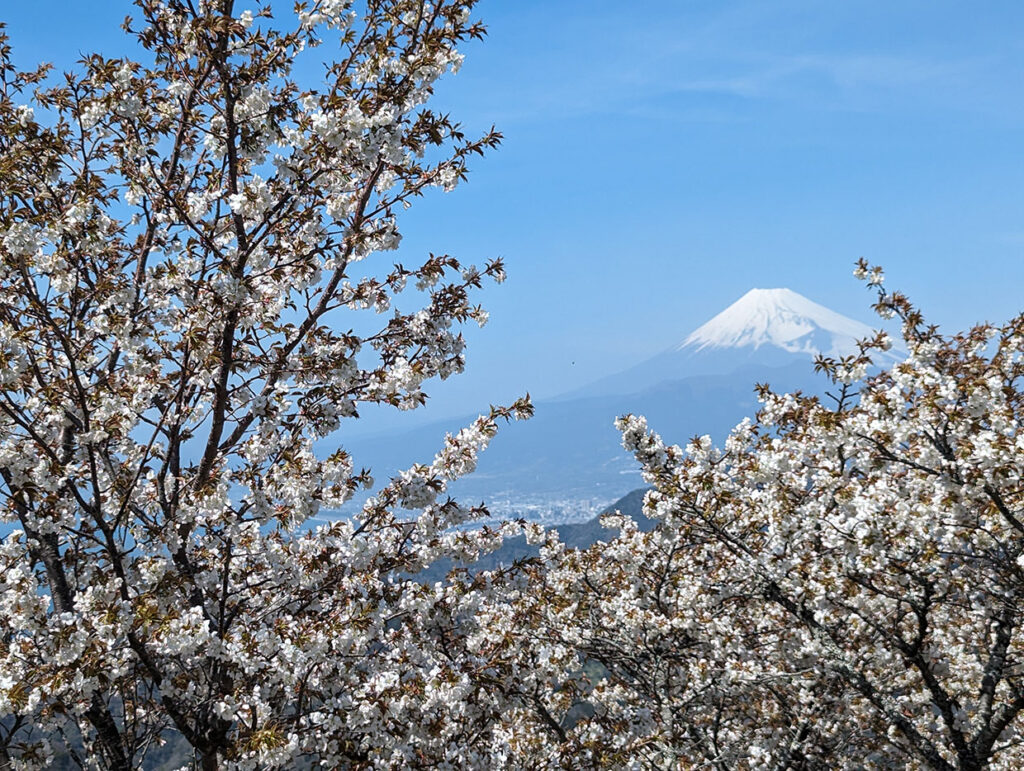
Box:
[490,266,1024,768]
[0,1,538,767]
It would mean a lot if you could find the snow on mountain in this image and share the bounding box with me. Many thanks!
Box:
[568,287,904,398]
[680,287,884,357]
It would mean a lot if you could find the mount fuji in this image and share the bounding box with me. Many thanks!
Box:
[344,288,905,524]
[571,287,905,398]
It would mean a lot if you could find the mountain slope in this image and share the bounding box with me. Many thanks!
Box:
[570,288,903,398]
[345,361,817,522]
[340,288,896,524]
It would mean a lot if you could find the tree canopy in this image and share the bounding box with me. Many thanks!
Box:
[2,1,1024,769]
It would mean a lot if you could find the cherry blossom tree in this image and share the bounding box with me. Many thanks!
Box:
[499,265,1024,769]
[6,0,1023,767]
[0,1,535,767]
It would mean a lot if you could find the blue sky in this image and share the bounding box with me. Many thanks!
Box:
[5,1,1024,431]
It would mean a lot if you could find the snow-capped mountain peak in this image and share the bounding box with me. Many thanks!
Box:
[565,287,904,399]
[679,287,889,359]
